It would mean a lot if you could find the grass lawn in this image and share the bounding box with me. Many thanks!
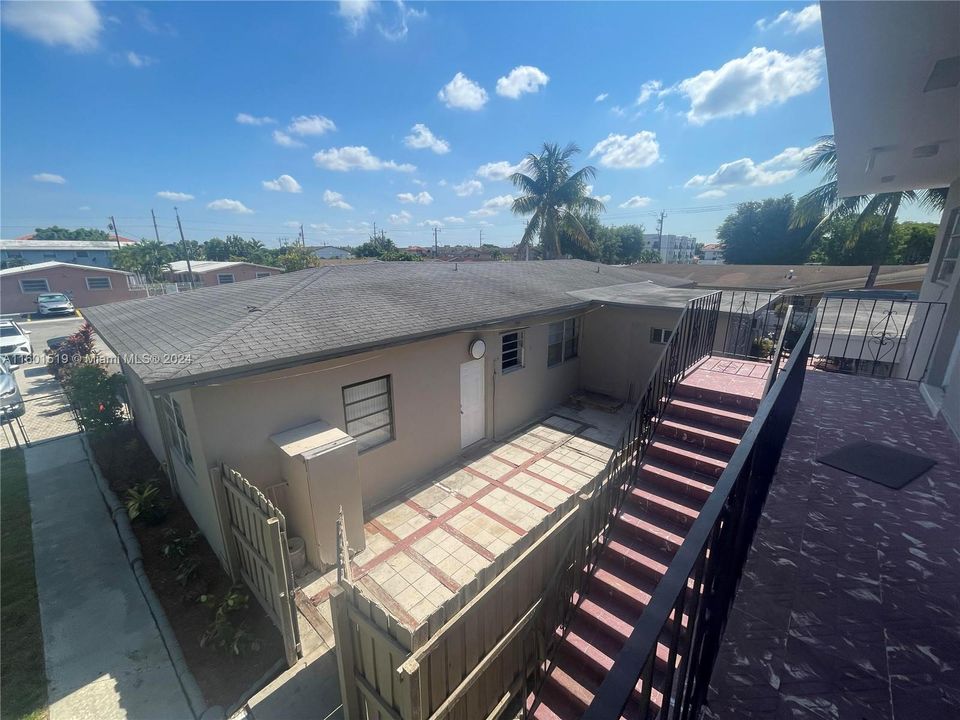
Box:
[1,448,48,720]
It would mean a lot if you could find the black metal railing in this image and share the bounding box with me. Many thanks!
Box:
[581,309,816,720]
[517,290,723,716]
[714,291,818,361]
[809,295,947,381]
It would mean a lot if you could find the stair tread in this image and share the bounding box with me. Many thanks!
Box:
[649,437,730,466]
[627,484,703,521]
[659,416,743,444]
[530,679,587,720]
[668,397,754,424]
[639,458,717,497]
[675,382,761,410]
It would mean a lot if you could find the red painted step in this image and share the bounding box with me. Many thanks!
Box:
[666,398,753,432]
[658,416,741,454]
[674,381,761,413]
[638,459,716,503]
[647,438,729,478]
[625,484,703,527]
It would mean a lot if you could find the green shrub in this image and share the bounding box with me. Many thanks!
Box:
[125,481,167,525]
[199,586,259,655]
[63,364,126,432]
[161,529,200,561]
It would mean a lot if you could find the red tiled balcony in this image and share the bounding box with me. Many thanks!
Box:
[706,371,960,719]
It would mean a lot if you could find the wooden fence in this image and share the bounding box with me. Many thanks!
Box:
[211,463,300,667]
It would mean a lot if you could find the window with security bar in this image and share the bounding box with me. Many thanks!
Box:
[342,375,394,452]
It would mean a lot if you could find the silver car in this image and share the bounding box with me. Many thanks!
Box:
[0,319,32,365]
[37,292,76,316]
[0,357,25,420]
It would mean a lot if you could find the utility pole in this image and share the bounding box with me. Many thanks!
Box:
[151,209,161,243]
[174,207,195,290]
[655,210,666,262]
[299,224,305,248]
[433,225,441,258]
[479,228,483,248]
[109,216,122,249]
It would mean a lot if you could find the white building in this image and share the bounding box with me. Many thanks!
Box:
[700,243,724,265]
[644,234,696,263]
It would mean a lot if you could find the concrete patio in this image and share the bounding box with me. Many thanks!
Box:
[300,401,632,629]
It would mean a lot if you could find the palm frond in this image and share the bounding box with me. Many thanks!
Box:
[800,135,837,177]
[918,187,949,213]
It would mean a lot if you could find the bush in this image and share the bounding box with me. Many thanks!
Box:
[199,586,260,656]
[161,529,200,560]
[125,481,167,525]
[62,364,126,432]
[48,322,96,379]
[751,337,775,359]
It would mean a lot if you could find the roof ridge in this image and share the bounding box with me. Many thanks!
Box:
[161,266,336,382]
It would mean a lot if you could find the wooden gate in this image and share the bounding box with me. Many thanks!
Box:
[211,463,300,667]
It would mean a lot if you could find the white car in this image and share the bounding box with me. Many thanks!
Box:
[0,357,25,420]
[0,320,32,366]
[37,292,75,316]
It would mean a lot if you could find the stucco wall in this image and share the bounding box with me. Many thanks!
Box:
[185,309,587,512]
[1,266,144,314]
[579,305,684,401]
[167,264,281,287]
[123,362,166,462]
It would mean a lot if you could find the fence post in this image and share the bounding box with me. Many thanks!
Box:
[331,587,361,720]
[209,464,241,580]
[265,516,300,668]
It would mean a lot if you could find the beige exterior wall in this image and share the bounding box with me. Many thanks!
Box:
[123,362,166,461]
[1,266,144,315]
[167,264,281,287]
[580,305,684,401]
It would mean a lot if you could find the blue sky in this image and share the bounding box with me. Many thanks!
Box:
[0,1,938,249]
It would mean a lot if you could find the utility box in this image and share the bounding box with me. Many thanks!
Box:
[270,420,365,569]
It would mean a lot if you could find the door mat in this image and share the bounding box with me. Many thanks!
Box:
[817,440,936,489]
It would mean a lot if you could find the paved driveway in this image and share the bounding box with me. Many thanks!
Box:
[27,435,194,720]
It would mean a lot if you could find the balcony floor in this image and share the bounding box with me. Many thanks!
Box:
[707,371,960,719]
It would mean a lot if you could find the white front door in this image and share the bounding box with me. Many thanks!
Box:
[460,359,485,449]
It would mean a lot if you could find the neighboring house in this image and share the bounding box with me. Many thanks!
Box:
[84,260,707,571]
[306,245,353,260]
[700,243,724,265]
[633,263,929,294]
[0,236,138,269]
[644,233,697,263]
[0,261,144,315]
[166,260,282,286]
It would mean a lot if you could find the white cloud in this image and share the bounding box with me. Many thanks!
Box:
[404,124,450,154]
[273,130,305,148]
[207,199,254,214]
[156,190,194,201]
[675,47,825,125]
[377,0,426,41]
[756,4,821,34]
[584,185,610,203]
[420,219,443,228]
[496,65,549,99]
[476,160,524,181]
[262,174,303,193]
[236,113,276,126]
[323,190,353,209]
[32,173,66,184]
[469,208,497,217]
[483,194,514,209]
[594,93,609,103]
[78,205,91,211]
[438,72,488,111]
[684,143,817,189]
[388,210,412,225]
[288,115,336,136]
[338,0,375,33]
[126,51,154,68]
[696,190,727,200]
[619,195,653,209]
[314,146,415,172]
[444,216,465,223]
[609,105,626,117]
[437,179,448,187]
[397,191,433,205]
[453,180,483,197]
[589,132,661,169]
[635,80,663,105]
[284,220,301,228]
[2,0,102,51]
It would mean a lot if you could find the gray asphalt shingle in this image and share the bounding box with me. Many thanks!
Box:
[83,260,694,389]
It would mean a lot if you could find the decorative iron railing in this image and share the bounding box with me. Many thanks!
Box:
[514,290,724,716]
[581,308,817,720]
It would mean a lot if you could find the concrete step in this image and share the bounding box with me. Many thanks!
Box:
[666,398,754,433]
[658,416,742,455]
[625,484,703,527]
[638,458,717,503]
[647,438,729,479]
[674,381,761,413]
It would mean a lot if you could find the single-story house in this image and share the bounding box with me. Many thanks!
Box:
[306,245,353,260]
[699,243,724,265]
[634,263,929,293]
[0,236,139,269]
[85,260,708,572]
[0,261,145,315]
[166,260,283,286]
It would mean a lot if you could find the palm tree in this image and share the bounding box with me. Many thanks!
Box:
[511,143,605,259]
[792,134,947,287]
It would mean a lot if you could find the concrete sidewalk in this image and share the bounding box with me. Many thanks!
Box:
[26,435,194,720]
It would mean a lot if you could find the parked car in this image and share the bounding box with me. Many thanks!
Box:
[36,292,75,316]
[0,319,32,365]
[0,357,25,420]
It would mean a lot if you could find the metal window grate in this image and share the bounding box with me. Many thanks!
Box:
[85,277,112,290]
[342,375,394,452]
[19,279,50,293]
[501,330,524,372]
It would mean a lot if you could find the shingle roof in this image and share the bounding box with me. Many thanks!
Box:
[83,260,696,390]
[629,263,928,293]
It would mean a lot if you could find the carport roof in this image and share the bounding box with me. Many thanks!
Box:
[82,260,699,390]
